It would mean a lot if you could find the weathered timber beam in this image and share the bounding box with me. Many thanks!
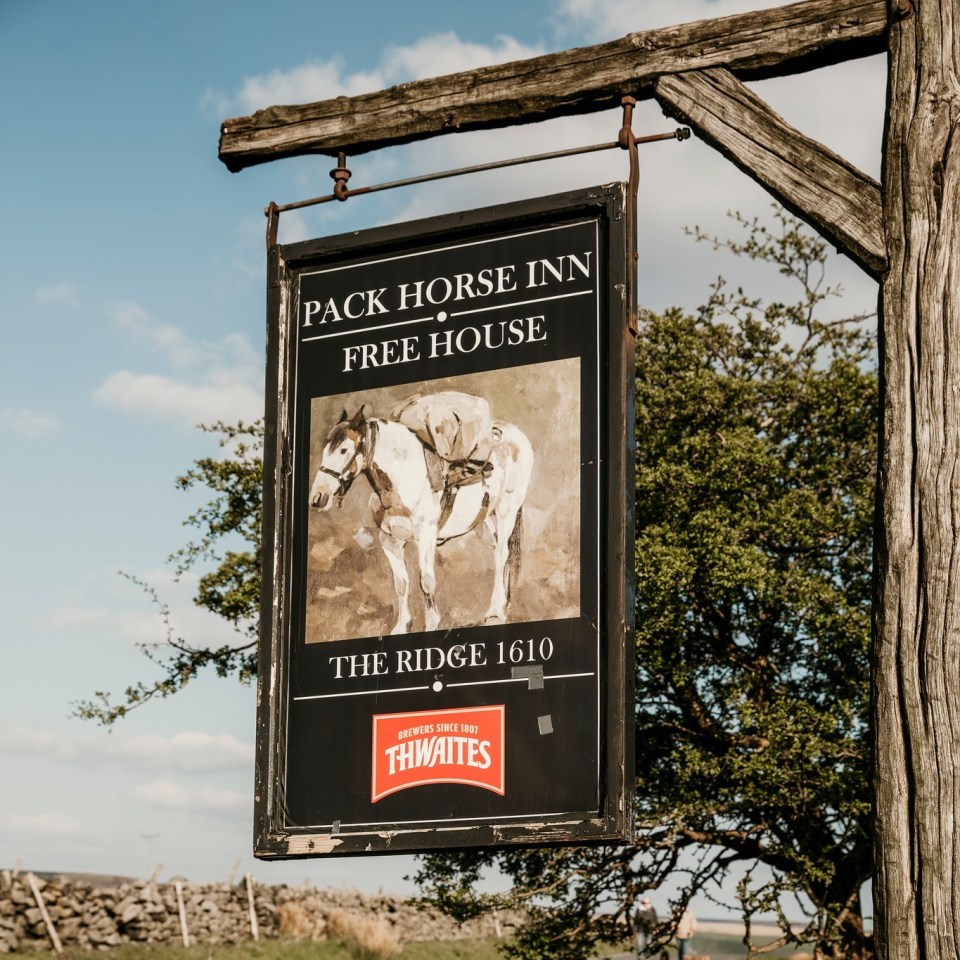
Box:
[654,67,885,278]
[218,0,886,171]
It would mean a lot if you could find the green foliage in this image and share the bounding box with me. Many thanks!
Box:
[632,211,876,958]
[417,212,877,960]
[170,420,264,636]
[73,421,263,726]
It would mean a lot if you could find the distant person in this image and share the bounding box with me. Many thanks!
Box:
[634,896,658,957]
[675,906,696,960]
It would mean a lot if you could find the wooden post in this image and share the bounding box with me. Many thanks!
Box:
[174,880,190,947]
[26,873,63,957]
[244,873,260,941]
[875,1,960,958]
[654,67,886,277]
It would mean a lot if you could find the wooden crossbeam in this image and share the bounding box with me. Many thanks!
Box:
[655,68,885,278]
[218,0,886,171]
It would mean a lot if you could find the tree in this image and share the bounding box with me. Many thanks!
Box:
[73,421,263,725]
[417,212,877,960]
[78,213,877,959]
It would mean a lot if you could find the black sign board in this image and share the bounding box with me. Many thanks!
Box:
[256,185,634,857]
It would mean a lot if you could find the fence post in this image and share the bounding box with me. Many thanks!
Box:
[245,873,260,941]
[174,880,190,947]
[26,872,63,957]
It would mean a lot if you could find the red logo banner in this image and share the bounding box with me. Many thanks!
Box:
[371,705,505,802]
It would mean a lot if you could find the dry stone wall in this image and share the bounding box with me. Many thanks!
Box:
[0,871,519,953]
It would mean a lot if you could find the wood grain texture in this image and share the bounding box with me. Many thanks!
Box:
[654,67,885,277]
[219,0,886,170]
[874,2,960,958]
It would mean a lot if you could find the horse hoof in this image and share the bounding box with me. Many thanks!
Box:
[482,612,506,625]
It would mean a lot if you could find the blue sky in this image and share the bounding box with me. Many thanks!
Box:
[1,0,883,909]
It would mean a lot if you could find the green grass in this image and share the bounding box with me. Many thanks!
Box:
[44,933,815,960]
[643,931,811,959]
[52,939,505,960]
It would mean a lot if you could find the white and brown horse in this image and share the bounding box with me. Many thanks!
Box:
[309,406,533,635]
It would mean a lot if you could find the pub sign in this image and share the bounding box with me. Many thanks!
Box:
[255,185,635,857]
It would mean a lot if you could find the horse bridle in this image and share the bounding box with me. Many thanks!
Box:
[317,421,375,507]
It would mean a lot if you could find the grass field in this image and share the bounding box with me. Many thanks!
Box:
[49,941,503,960]
[40,932,813,960]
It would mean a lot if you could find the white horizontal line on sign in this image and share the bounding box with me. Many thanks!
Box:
[450,288,594,318]
[305,811,594,830]
[302,315,435,342]
[293,684,431,701]
[447,671,595,689]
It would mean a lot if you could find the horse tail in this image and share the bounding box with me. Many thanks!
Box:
[506,507,523,603]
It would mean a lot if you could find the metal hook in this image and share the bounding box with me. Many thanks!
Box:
[331,152,352,202]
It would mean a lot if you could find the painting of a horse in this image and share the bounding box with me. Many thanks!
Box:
[308,398,534,635]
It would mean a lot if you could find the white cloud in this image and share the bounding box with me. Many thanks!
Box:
[34,600,177,648]
[379,32,545,83]
[7,813,85,838]
[34,568,252,649]
[234,60,383,112]
[37,605,110,630]
[97,301,262,427]
[95,370,262,427]
[0,407,62,439]
[35,281,82,305]
[0,722,253,775]
[196,787,248,812]
[132,779,247,813]
[275,209,311,245]
[210,32,545,115]
[553,0,787,40]
[132,780,191,807]
[107,301,201,368]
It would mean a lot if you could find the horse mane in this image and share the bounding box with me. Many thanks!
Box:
[324,412,380,460]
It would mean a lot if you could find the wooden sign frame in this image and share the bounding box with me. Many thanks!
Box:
[255,184,635,857]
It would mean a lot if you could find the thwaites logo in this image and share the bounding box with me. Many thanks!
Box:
[371,706,505,802]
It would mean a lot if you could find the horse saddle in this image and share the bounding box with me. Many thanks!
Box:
[446,458,494,487]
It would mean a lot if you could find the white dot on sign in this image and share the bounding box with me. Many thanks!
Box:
[436,311,447,322]
[432,680,443,692]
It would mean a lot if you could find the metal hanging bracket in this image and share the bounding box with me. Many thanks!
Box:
[620,96,640,336]
[264,110,691,248]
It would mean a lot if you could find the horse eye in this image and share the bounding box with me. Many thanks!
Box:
[340,446,347,454]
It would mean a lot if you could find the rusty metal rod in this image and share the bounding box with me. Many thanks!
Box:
[265,128,690,216]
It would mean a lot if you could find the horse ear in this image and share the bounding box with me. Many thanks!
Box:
[337,409,349,423]
[349,405,366,429]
